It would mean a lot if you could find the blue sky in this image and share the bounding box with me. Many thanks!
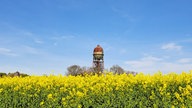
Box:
[0,0,192,75]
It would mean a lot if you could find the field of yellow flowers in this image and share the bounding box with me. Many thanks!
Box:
[0,71,192,108]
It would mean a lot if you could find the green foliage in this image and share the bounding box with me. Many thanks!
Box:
[0,72,7,77]
[20,73,29,77]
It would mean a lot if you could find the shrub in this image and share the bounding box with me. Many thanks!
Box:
[0,72,7,77]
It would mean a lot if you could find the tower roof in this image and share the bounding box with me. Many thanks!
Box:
[93,45,103,53]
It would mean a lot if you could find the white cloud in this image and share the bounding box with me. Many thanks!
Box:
[161,43,182,51]
[34,39,44,44]
[0,48,17,56]
[177,58,192,63]
[23,46,40,55]
[119,49,127,54]
[125,56,192,74]
[111,7,136,22]
[61,35,75,39]
[159,62,192,73]
[141,56,163,61]
[54,42,58,46]
[125,56,162,68]
[179,38,192,43]
[2,23,33,37]
[20,31,33,36]
[51,35,75,41]
[0,48,10,53]
[50,35,75,46]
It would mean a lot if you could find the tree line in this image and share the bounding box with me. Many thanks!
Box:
[0,71,29,77]
[0,65,137,77]
[66,65,137,76]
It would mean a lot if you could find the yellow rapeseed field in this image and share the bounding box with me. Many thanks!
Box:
[0,71,192,107]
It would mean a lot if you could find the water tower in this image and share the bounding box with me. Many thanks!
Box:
[93,45,104,73]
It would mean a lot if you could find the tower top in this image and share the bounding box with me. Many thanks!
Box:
[93,45,103,53]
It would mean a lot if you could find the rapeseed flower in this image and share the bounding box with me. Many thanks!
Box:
[0,71,191,107]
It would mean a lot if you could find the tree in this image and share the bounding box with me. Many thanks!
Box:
[20,73,29,77]
[66,65,83,76]
[87,67,101,75]
[110,65,125,75]
[126,71,138,76]
[8,71,20,77]
[80,66,94,75]
[0,72,7,77]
